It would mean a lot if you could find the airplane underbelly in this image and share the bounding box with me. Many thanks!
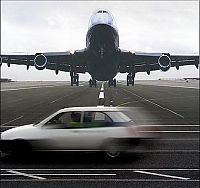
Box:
[87,57,119,81]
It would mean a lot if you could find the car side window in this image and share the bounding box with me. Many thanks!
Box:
[83,111,112,128]
[44,112,82,128]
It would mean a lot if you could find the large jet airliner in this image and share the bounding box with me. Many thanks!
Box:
[1,10,199,87]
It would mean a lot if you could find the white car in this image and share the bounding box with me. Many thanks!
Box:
[1,106,155,158]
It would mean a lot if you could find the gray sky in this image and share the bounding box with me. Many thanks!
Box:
[1,1,199,81]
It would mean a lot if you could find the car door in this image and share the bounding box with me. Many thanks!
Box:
[72,111,113,150]
[39,111,83,150]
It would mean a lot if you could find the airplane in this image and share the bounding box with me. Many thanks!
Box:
[0,9,199,87]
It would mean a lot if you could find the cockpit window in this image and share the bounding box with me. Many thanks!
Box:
[88,10,117,29]
[97,10,108,13]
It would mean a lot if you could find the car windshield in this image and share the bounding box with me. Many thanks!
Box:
[105,111,131,123]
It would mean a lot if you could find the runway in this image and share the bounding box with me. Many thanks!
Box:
[0,80,199,188]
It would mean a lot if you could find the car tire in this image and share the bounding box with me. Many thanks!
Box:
[105,140,121,158]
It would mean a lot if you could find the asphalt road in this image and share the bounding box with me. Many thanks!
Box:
[0,80,199,188]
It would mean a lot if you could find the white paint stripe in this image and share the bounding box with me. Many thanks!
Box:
[121,88,184,118]
[2,168,199,171]
[1,85,64,92]
[7,170,46,180]
[99,91,104,99]
[137,83,199,90]
[1,179,199,182]
[50,97,64,104]
[134,170,190,180]
[117,101,132,106]
[2,173,116,176]
[1,116,23,126]
[0,125,18,128]
[100,82,104,91]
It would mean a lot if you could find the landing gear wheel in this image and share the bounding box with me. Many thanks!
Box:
[89,79,97,87]
[108,79,117,87]
[127,73,135,86]
[70,72,79,86]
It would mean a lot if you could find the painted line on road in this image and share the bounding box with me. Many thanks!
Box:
[1,116,23,126]
[100,82,104,91]
[1,179,199,182]
[2,168,199,171]
[2,173,116,176]
[134,170,190,180]
[1,125,21,128]
[121,88,184,118]
[119,82,199,89]
[6,170,46,180]
[137,83,199,90]
[0,85,64,92]
[99,91,104,99]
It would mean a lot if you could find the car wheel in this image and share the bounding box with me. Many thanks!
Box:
[105,141,121,158]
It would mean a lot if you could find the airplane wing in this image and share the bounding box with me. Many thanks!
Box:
[0,49,87,75]
[119,50,199,75]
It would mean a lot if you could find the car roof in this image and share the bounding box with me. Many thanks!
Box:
[58,106,125,113]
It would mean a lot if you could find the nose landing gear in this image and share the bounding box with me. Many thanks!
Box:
[89,79,97,87]
[108,79,116,87]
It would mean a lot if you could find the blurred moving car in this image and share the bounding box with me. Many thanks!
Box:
[0,106,156,158]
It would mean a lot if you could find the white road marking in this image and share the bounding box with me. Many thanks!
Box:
[50,94,72,104]
[6,170,46,180]
[99,91,104,99]
[121,88,184,118]
[0,125,18,128]
[1,179,199,182]
[1,116,23,126]
[101,82,104,91]
[134,170,190,180]
[50,97,64,104]
[1,85,64,92]
[2,173,116,176]
[137,83,199,90]
[2,168,199,171]
[99,82,105,100]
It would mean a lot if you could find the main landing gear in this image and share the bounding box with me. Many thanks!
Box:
[108,79,116,87]
[89,79,97,87]
[127,73,135,86]
[70,72,79,86]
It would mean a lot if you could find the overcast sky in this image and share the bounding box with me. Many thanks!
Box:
[1,1,199,81]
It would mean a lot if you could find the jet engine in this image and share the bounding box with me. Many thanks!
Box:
[34,54,47,70]
[158,54,171,72]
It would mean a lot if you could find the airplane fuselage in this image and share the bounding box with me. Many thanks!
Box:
[85,10,120,81]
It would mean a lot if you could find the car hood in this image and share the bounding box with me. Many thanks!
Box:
[1,124,35,140]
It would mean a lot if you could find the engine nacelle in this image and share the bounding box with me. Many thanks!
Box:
[34,54,47,70]
[158,55,171,72]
